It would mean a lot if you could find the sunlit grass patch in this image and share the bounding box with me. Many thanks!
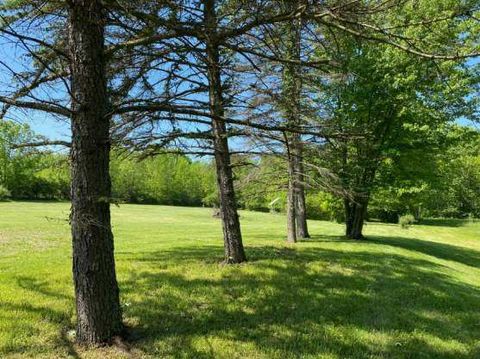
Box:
[0,202,479,358]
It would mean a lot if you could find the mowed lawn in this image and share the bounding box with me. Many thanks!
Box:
[0,202,479,358]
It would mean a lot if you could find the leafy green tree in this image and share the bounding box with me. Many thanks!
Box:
[313,33,478,238]
[369,125,480,220]
[0,121,39,197]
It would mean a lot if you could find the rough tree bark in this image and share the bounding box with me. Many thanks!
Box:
[286,142,297,243]
[283,0,309,240]
[345,164,377,239]
[344,198,354,237]
[294,149,310,238]
[204,0,246,263]
[68,0,123,344]
[345,195,369,240]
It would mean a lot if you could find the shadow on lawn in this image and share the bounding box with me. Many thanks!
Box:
[117,240,480,358]
[369,236,480,268]
[0,299,78,358]
[299,234,350,242]
[8,235,480,358]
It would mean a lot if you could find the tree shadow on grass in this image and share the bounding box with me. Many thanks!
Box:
[369,236,480,268]
[117,243,480,358]
[8,236,480,358]
[0,300,79,358]
[16,276,73,301]
[299,234,351,242]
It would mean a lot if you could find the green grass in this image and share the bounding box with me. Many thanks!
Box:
[0,202,480,358]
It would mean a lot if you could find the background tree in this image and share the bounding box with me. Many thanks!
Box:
[281,0,310,242]
[312,38,478,239]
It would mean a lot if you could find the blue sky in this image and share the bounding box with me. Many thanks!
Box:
[2,48,478,141]
[26,114,70,140]
[0,1,478,143]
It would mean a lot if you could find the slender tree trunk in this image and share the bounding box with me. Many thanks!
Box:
[204,0,246,264]
[68,0,122,344]
[283,0,309,241]
[294,151,310,238]
[344,199,354,237]
[286,148,297,243]
[288,133,309,239]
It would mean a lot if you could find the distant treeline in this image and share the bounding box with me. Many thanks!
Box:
[1,121,479,221]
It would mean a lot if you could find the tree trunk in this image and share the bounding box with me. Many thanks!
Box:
[204,0,246,264]
[346,196,369,240]
[283,1,306,243]
[68,0,122,344]
[294,152,310,238]
[344,199,354,237]
[349,202,367,240]
[286,151,297,243]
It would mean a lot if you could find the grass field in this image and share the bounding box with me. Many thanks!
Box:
[0,202,479,358]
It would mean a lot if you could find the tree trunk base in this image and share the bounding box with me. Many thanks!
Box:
[221,257,247,265]
[347,233,366,240]
[75,323,125,347]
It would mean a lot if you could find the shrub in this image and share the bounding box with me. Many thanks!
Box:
[0,185,11,201]
[306,192,344,222]
[399,214,415,229]
[202,190,219,208]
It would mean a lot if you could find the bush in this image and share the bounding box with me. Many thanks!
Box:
[202,190,219,208]
[306,192,344,222]
[399,214,415,229]
[0,185,11,201]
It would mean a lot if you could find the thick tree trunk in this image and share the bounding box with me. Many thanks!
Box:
[349,200,367,240]
[345,196,369,240]
[204,0,246,264]
[294,152,310,238]
[68,0,122,344]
